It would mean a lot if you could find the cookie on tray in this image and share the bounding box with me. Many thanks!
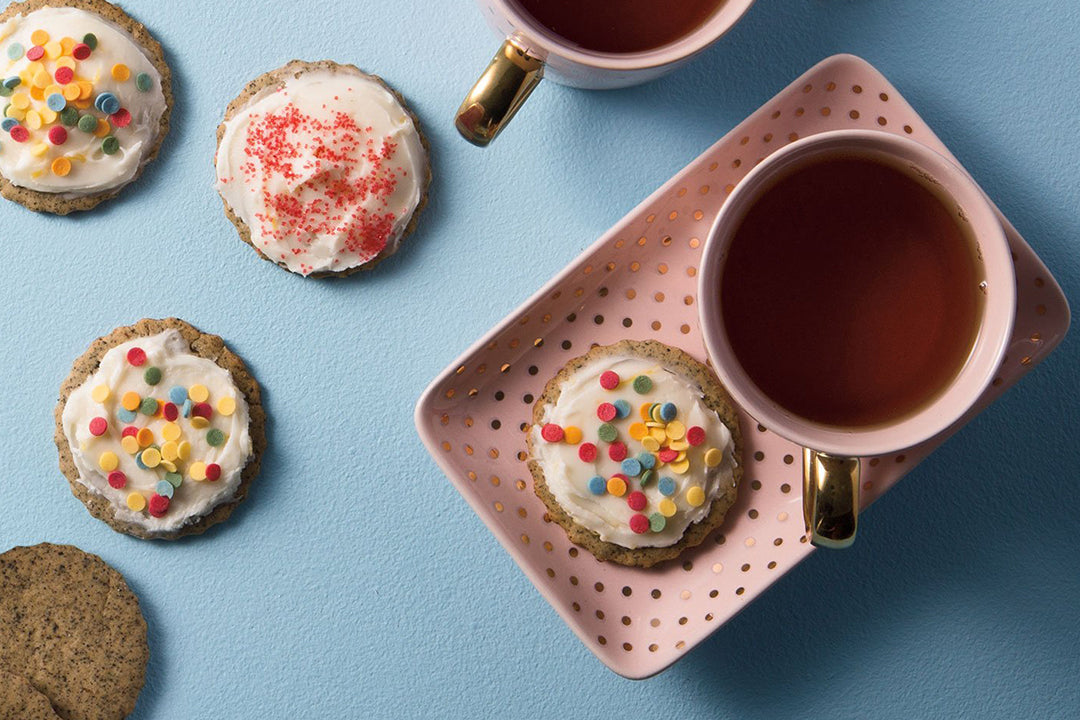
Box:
[55,318,266,540]
[0,543,148,720]
[215,59,431,278]
[0,0,172,214]
[527,340,742,568]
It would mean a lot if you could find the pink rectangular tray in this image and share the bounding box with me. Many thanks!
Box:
[414,54,1070,679]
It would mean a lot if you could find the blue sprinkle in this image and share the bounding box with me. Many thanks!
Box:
[6,44,23,61]
[100,95,120,115]
[620,458,642,477]
[0,118,16,132]
[117,408,137,423]
[638,452,656,470]
[587,476,606,495]
[135,72,152,92]
[613,399,631,419]
[660,402,678,422]
[93,92,111,111]
[658,477,677,496]
[181,399,192,417]
[168,385,187,404]
[134,451,148,470]
[46,93,66,112]
[3,77,20,89]
[155,480,174,499]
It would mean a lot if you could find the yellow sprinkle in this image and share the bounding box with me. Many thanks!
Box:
[121,391,140,411]
[91,385,110,403]
[24,110,41,130]
[161,441,179,462]
[77,81,93,100]
[59,36,75,55]
[111,63,130,82]
[650,406,664,423]
[25,60,44,76]
[5,107,24,121]
[73,98,91,109]
[93,118,110,138]
[216,396,236,416]
[10,92,29,110]
[30,170,43,178]
[126,493,146,512]
[30,30,49,46]
[43,41,61,60]
[98,451,118,472]
[32,70,50,88]
[666,421,686,440]
[136,428,154,448]
[62,84,80,101]
[160,460,177,473]
[30,142,48,157]
[41,108,57,124]
[188,384,209,403]
[628,422,648,440]
[562,425,582,445]
[190,416,209,429]
[606,476,627,497]
[162,422,181,441]
[29,85,43,101]
[43,83,61,98]
[686,486,706,507]
[668,439,689,451]
[120,436,139,455]
[659,499,678,517]
[641,436,660,453]
[704,448,723,467]
[645,421,665,428]
[670,459,690,475]
[177,441,191,461]
[189,461,207,481]
[50,157,70,177]
[649,427,667,443]
[141,448,161,468]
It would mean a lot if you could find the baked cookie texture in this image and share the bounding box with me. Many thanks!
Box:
[215,59,431,278]
[527,340,743,568]
[0,543,148,720]
[0,0,172,213]
[55,317,266,540]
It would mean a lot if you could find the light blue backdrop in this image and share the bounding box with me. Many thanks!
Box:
[1,0,1077,718]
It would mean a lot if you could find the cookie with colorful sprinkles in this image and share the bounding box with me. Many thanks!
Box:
[55,318,266,540]
[527,340,743,568]
[215,59,431,277]
[0,0,172,213]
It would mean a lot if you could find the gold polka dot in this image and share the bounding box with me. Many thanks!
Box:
[648,644,658,652]
[849,109,860,119]
[825,81,837,91]
[820,107,831,116]
[877,116,887,126]
[852,84,863,93]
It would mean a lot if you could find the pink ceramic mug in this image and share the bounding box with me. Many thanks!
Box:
[698,129,1016,548]
[455,0,757,146]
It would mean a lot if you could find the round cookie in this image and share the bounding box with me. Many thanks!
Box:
[0,0,172,214]
[215,59,431,278]
[527,340,743,568]
[0,544,147,720]
[55,318,267,540]
[0,669,61,720]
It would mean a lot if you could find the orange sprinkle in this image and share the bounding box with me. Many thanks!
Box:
[51,157,71,176]
[30,29,49,46]
[93,119,110,138]
[111,63,130,82]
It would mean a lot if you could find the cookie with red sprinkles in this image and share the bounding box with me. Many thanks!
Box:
[215,60,431,278]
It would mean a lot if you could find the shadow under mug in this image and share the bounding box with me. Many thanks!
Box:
[455,0,757,146]
[697,129,1016,548]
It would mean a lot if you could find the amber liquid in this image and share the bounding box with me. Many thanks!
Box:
[510,0,727,54]
[720,155,984,428]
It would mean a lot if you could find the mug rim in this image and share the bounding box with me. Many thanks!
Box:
[698,129,1016,457]
[491,0,757,71]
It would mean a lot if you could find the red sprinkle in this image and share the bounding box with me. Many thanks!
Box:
[110,108,131,128]
[9,126,28,143]
[627,491,647,511]
[126,347,146,366]
[204,463,222,482]
[578,442,598,463]
[88,417,108,436]
[596,403,617,422]
[121,426,138,438]
[107,471,127,489]
[540,423,564,443]
[686,426,706,446]
[608,441,628,462]
[658,448,679,463]
[147,494,170,517]
[71,43,90,60]
[599,371,620,390]
[26,46,44,61]
[48,126,67,145]
[53,66,74,84]
[629,514,650,534]
[191,402,213,420]
[163,403,179,421]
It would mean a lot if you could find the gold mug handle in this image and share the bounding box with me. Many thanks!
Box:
[802,449,860,548]
[455,39,544,146]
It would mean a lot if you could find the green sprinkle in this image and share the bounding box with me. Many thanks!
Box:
[640,469,655,487]
[2,104,10,118]
[164,472,182,488]
[0,85,11,98]
[597,422,617,443]
[138,397,157,415]
[77,114,97,133]
[206,428,225,447]
[135,72,152,92]
[60,107,79,126]
[632,375,653,394]
[143,366,162,385]
[82,33,98,50]
[101,135,119,155]
[649,513,666,533]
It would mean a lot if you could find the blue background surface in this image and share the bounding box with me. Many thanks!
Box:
[1,0,1077,717]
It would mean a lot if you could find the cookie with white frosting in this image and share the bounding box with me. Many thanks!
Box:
[55,318,266,540]
[527,340,742,567]
[0,0,172,214]
[215,60,430,278]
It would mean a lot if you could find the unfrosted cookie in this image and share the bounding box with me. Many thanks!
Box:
[215,59,430,277]
[0,669,61,720]
[0,0,172,214]
[0,543,147,720]
[527,340,742,567]
[55,318,266,540]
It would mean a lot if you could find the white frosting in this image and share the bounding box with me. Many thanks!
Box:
[61,330,253,534]
[0,8,166,195]
[531,354,737,548]
[216,67,426,276]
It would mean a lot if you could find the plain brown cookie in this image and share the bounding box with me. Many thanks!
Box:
[54,318,267,540]
[526,340,743,568]
[0,544,148,720]
[214,59,432,278]
[0,0,173,214]
[0,669,61,720]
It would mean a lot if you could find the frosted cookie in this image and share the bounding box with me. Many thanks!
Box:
[55,318,266,540]
[0,543,148,720]
[0,0,171,214]
[527,340,742,567]
[215,60,430,277]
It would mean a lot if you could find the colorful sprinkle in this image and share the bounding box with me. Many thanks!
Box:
[596,402,617,422]
[9,125,29,143]
[188,384,209,403]
[25,46,44,62]
[6,43,23,60]
[659,403,677,421]
[686,486,706,507]
[126,492,146,512]
[0,118,15,132]
[143,366,162,385]
[120,391,141,411]
[627,491,647,511]
[620,458,642,477]
[168,386,187,404]
[640,469,655,486]
[107,471,127,489]
[181,399,192,417]
[0,85,10,98]
[658,448,679,463]
[686,426,706,446]
[628,422,648,440]
[45,126,65,145]
[607,441,627,462]
[606,476,627,497]
[190,416,210,429]
[82,33,98,50]
[629,514,650,534]
[147,494,169,517]
[578,442,597,463]
[111,63,130,81]
[669,459,690,475]
[637,452,656,470]
[71,42,90,60]
[599,370,620,390]
[120,435,139,455]
[540,423,564,443]
[597,422,617,443]
[117,408,137,423]
[562,426,582,445]
[135,72,152,92]
[53,66,73,85]
[59,106,78,126]
[88,417,108,436]
[658,498,677,517]
[658,476,677,496]
[666,420,686,440]
[98,451,118,472]
[163,403,179,421]
[120,426,139,438]
[135,428,154,448]
[216,396,236,416]
[76,113,97,133]
[704,448,723,467]
[649,513,667,533]
[101,135,119,155]
[188,461,207,481]
[109,107,131,128]
[588,476,606,495]
[177,441,191,460]
[30,30,49,46]
[138,397,157,415]
[155,480,174,499]
[632,375,653,394]
[204,463,222,481]
[164,471,182,488]
[613,399,631,419]
[206,428,225,447]
[141,447,161,468]
[126,347,146,366]
[161,441,178,461]
[191,402,213,420]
